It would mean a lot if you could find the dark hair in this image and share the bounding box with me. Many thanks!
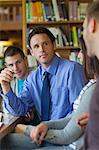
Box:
[28,26,55,48]
[4,46,25,59]
[86,1,99,23]
[79,36,99,79]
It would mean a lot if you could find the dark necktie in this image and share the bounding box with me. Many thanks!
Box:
[41,72,50,121]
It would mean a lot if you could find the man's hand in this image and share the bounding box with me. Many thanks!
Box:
[30,123,48,145]
[15,124,27,134]
[0,68,13,94]
[23,108,35,123]
[77,112,90,128]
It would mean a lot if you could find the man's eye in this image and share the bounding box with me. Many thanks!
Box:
[8,64,13,67]
[44,42,48,46]
[16,61,21,64]
[34,45,39,48]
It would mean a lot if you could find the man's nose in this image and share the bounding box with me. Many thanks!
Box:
[13,64,18,70]
[39,45,44,52]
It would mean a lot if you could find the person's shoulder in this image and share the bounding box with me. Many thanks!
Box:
[82,80,96,96]
[59,58,82,68]
[27,66,40,79]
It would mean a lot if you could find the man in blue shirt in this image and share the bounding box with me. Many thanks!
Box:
[1,46,38,124]
[0,26,87,121]
[2,46,30,113]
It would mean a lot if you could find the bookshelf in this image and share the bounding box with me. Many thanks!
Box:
[0,0,93,59]
[0,0,22,69]
[0,0,23,54]
[22,0,93,59]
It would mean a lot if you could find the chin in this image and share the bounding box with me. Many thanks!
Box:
[40,59,48,64]
[16,75,22,79]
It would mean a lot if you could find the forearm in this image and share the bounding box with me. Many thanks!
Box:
[1,83,11,94]
[3,90,29,116]
[45,117,83,145]
[22,115,72,140]
[44,84,94,145]
[24,125,35,136]
[44,115,71,129]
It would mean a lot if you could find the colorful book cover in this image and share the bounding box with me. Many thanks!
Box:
[72,26,79,46]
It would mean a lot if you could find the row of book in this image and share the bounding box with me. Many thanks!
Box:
[26,0,88,22]
[0,6,22,22]
[69,51,80,63]
[26,26,82,48]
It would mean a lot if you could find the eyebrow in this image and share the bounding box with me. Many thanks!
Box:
[32,40,50,45]
[6,59,23,65]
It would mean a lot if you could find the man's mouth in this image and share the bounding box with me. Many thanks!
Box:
[40,54,47,58]
[14,71,21,76]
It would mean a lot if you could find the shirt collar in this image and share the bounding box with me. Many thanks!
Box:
[40,55,60,77]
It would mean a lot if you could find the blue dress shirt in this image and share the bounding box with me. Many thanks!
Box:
[2,55,87,120]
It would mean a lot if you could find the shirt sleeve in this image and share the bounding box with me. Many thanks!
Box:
[2,79,34,116]
[44,114,71,129]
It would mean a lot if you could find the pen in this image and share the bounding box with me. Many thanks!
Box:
[1,114,3,122]
[0,113,3,122]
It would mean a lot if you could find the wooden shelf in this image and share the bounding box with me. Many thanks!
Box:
[55,49,70,59]
[0,1,22,30]
[27,20,83,28]
[0,0,93,59]
[0,21,22,31]
[0,0,22,5]
[55,46,80,50]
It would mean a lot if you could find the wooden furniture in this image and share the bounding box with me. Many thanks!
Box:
[0,0,23,49]
[22,0,93,59]
[0,0,93,58]
[0,113,22,140]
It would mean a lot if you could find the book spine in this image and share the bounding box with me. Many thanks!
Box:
[52,0,60,21]
[68,1,73,20]
[72,26,79,46]
[27,0,31,22]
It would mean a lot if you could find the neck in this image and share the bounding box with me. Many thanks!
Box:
[21,68,30,80]
[42,55,55,69]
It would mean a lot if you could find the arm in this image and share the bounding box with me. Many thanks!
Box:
[3,84,33,116]
[22,82,95,145]
[15,115,71,145]
[44,114,71,129]
[0,69,33,116]
[44,82,95,145]
[0,68,13,94]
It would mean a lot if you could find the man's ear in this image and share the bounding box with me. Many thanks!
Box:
[30,48,34,56]
[53,42,56,49]
[89,18,96,33]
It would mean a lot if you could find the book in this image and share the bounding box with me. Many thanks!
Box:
[31,1,38,22]
[72,26,79,46]
[69,51,79,62]
[48,27,63,47]
[73,1,78,21]
[52,0,60,21]
[42,1,54,21]
[79,3,88,20]
[37,1,44,22]
[59,0,68,20]
[26,0,31,22]
[68,1,73,20]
